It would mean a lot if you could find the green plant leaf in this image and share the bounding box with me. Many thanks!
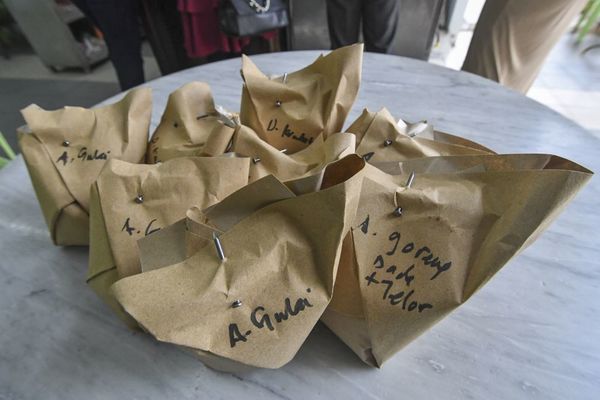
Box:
[577,0,600,43]
[0,131,16,160]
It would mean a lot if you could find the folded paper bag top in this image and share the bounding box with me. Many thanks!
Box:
[112,162,365,369]
[146,82,236,163]
[231,125,356,182]
[322,153,592,367]
[136,174,299,279]
[347,108,494,163]
[18,88,152,246]
[240,43,363,154]
[136,157,368,272]
[87,156,250,322]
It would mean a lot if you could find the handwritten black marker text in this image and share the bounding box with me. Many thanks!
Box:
[229,289,313,348]
[55,147,111,166]
[358,216,455,313]
[266,118,315,146]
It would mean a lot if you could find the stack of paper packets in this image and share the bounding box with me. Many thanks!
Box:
[18,44,592,371]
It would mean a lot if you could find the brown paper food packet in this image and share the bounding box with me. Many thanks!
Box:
[112,167,364,369]
[239,44,363,154]
[135,177,301,372]
[347,108,494,163]
[322,153,592,367]
[18,88,152,246]
[146,82,237,163]
[87,156,250,323]
[231,125,356,183]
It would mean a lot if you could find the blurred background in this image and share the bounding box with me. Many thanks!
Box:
[0,0,598,157]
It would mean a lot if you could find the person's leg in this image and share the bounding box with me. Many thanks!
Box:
[73,0,145,90]
[362,0,399,53]
[462,0,587,93]
[326,0,362,49]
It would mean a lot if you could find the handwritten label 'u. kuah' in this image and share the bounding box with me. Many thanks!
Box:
[266,118,315,146]
[55,146,111,166]
[228,289,313,348]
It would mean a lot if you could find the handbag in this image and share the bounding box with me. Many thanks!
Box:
[219,0,289,37]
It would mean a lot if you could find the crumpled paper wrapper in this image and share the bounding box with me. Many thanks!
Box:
[231,125,356,183]
[146,82,237,163]
[87,156,250,324]
[347,108,494,163]
[19,43,592,372]
[112,168,364,369]
[322,153,593,367]
[18,88,152,245]
[240,44,363,153]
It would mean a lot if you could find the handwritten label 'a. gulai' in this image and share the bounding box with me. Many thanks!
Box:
[228,289,313,348]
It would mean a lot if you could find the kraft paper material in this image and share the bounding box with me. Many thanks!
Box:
[18,88,152,245]
[230,125,356,182]
[146,82,237,163]
[18,44,593,372]
[87,156,250,322]
[240,44,363,153]
[321,153,592,367]
[347,108,494,163]
[136,175,298,276]
[112,168,364,369]
[100,151,592,369]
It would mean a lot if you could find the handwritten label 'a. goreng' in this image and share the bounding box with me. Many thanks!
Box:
[358,214,454,313]
[55,147,111,166]
[228,289,313,348]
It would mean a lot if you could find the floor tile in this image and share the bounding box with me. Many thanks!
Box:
[0,79,119,152]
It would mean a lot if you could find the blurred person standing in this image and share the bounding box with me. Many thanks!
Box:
[462,0,588,93]
[326,0,399,53]
[72,0,144,90]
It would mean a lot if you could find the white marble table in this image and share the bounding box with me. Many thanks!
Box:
[1,52,599,400]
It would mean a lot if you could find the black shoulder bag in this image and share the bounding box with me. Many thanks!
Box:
[219,0,289,37]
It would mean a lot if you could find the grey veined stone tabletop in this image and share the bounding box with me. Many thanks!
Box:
[1,52,599,400]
